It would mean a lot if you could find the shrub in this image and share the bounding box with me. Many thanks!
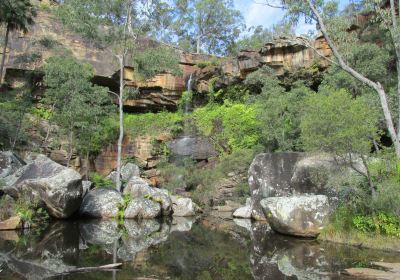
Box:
[36,36,59,49]
[353,213,400,237]
[193,102,260,153]
[124,111,183,138]
[90,172,114,188]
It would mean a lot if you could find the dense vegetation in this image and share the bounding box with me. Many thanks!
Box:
[0,0,399,246]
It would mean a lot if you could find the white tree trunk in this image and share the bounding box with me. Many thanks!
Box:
[306,0,400,157]
[0,26,10,85]
[116,55,125,192]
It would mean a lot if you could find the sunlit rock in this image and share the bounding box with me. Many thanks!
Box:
[3,155,82,219]
[80,187,122,218]
[260,195,330,237]
[124,198,161,219]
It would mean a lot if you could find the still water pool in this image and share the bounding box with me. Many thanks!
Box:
[0,217,399,280]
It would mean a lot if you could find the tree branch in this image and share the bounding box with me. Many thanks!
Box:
[305,0,400,156]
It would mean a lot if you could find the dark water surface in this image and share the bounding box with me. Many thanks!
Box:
[0,218,399,280]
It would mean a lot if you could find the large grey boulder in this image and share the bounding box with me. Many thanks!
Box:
[248,152,361,220]
[171,195,197,217]
[248,153,303,220]
[0,151,25,179]
[168,136,217,160]
[3,155,82,219]
[121,163,140,181]
[124,177,172,215]
[124,198,161,219]
[260,195,330,237]
[79,187,123,218]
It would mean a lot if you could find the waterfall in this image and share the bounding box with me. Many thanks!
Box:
[175,74,194,156]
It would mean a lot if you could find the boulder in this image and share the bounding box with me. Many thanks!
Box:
[0,216,21,231]
[81,180,93,197]
[168,137,217,160]
[260,195,330,237]
[290,154,365,196]
[106,171,119,185]
[171,196,197,217]
[79,187,123,218]
[121,163,140,181]
[0,151,25,179]
[248,153,303,220]
[124,198,161,219]
[233,206,252,219]
[124,177,172,215]
[3,155,82,219]
[248,152,360,220]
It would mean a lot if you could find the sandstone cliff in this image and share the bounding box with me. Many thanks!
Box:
[2,9,332,112]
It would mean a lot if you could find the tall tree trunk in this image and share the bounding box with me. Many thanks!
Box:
[0,26,10,85]
[116,55,124,192]
[67,129,73,168]
[196,35,201,54]
[306,0,400,157]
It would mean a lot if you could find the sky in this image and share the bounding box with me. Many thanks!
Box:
[233,0,351,35]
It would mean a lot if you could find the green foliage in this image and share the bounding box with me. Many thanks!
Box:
[117,194,132,222]
[0,88,33,150]
[90,172,114,188]
[170,0,245,55]
[132,47,182,80]
[14,52,42,64]
[193,102,260,153]
[300,88,379,156]
[159,148,256,207]
[124,111,183,138]
[30,106,52,120]
[15,198,49,226]
[178,91,193,112]
[0,0,37,34]
[245,66,313,151]
[196,58,223,69]
[232,23,295,54]
[42,56,114,159]
[209,84,250,104]
[353,213,400,237]
[35,35,59,49]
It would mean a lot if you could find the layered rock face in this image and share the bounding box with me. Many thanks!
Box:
[3,10,331,113]
[193,35,332,94]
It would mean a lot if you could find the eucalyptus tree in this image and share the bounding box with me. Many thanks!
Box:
[0,0,37,84]
[171,0,245,55]
[263,0,400,158]
[58,0,181,190]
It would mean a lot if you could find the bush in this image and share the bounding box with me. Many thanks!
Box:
[124,111,183,138]
[353,213,400,237]
[193,102,261,153]
[90,172,114,188]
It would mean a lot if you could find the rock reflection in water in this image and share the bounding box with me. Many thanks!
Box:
[1,218,400,280]
[249,221,400,280]
[0,217,194,280]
